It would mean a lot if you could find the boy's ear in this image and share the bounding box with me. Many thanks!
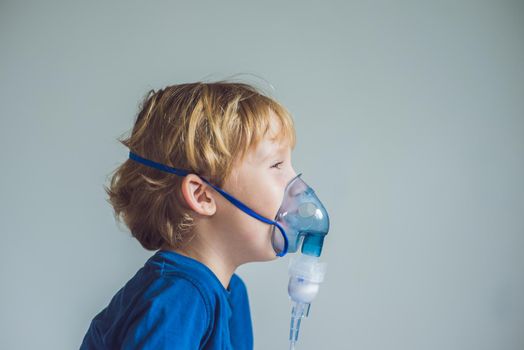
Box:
[180,174,217,216]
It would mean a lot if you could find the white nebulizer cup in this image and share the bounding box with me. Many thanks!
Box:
[288,254,327,303]
[287,254,327,350]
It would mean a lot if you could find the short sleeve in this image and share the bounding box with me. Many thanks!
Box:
[120,278,210,350]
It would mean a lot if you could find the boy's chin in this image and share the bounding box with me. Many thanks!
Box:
[266,245,281,261]
[251,245,280,263]
[266,251,279,261]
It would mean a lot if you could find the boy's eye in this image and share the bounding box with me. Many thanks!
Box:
[271,161,284,169]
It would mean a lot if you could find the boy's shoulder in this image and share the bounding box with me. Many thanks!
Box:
[111,259,212,318]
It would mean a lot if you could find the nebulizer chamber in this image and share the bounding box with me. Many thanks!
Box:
[271,174,330,350]
[287,253,327,350]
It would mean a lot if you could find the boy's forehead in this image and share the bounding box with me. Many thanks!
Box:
[251,134,291,162]
[247,109,291,162]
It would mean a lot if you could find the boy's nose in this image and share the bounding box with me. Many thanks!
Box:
[288,168,298,182]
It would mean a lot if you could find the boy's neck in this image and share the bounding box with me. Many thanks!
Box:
[163,238,238,292]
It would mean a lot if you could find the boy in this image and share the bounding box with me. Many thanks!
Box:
[80,81,297,349]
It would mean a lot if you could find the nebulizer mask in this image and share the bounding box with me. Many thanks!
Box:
[128,151,330,350]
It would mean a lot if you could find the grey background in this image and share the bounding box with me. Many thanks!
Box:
[1,1,523,349]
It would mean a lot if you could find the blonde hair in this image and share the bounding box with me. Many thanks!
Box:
[105,81,296,251]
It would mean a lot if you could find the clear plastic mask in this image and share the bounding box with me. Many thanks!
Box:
[271,173,330,257]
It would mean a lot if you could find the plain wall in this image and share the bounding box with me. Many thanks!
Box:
[1,1,523,349]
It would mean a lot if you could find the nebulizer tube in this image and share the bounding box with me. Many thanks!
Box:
[289,300,310,350]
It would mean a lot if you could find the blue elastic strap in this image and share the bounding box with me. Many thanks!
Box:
[128,151,289,257]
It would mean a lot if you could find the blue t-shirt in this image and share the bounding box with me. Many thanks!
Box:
[80,249,254,349]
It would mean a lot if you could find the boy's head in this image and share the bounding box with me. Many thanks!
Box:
[106,81,297,264]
